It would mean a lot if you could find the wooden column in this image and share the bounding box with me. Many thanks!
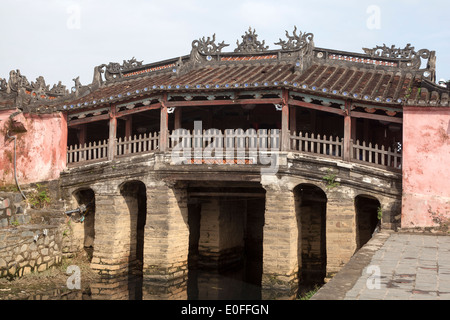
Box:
[160,94,169,152]
[281,89,290,151]
[343,101,352,161]
[108,105,117,160]
[174,107,182,130]
[351,117,357,142]
[78,124,87,146]
[289,106,297,135]
[125,116,132,138]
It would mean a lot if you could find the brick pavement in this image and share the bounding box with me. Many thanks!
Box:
[311,231,450,300]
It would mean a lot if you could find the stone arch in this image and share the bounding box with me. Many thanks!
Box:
[71,187,96,261]
[293,183,327,288]
[354,194,381,250]
[119,180,147,273]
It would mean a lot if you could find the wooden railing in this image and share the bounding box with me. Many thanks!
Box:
[66,129,401,170]
[116,132,159,157]
[351,139,402,169]
[290,132,342,158]
[67,140,108,164]
[169,129,280,151]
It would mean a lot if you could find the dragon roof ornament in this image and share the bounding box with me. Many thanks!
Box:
[0,70,69,99]
[234,27,269,53]
[94,57,144,82]
[275,26,314,52]
[192,34,230,55]
[363,43,435,70]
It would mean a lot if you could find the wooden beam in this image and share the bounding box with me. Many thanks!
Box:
[116,103,161,118]
[350,111,403,124]
[165,98,282,108]
[68,114,110,127]
[289,99,346,116]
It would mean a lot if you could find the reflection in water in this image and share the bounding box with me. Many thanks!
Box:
[24,259,263,300]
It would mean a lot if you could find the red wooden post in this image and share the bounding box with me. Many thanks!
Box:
[108,105,117,160]
[160,94,169,152]
[125,115,132,139]
[281,89,290,151]
[174,107,182,130]
[289,106,297,135]
[78,124,87,146]
[343,101,352,161]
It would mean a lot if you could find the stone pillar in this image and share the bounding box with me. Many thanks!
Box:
[198,198,220,269]
[198,198,246,271]
[261,181,298,299]
[90,192,136,276]
[325,191,357,277]
[143,181,189,290]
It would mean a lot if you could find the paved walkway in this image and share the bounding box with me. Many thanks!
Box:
[311,231,450,300]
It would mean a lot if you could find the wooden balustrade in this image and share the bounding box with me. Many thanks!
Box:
[66,129,401,170]
[290,132,342,158]
[169,129,280,151]
[352,139,402,169]
[67,140,108,165]
[116,132,159,157]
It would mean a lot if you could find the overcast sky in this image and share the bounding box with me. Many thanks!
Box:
[1,0,449,89]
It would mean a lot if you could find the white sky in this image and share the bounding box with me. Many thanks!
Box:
[1,0,449,89]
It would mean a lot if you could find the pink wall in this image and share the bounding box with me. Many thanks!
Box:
[0,110,67,186]
[402,106,450,228]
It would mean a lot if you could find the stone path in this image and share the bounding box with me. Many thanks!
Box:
[311,231,450,300]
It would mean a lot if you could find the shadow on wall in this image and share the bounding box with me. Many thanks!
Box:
[355,195,381,251]
[72,188,95,261]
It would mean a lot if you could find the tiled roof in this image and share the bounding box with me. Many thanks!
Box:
[54,62,447,114]
[2,27,448,113]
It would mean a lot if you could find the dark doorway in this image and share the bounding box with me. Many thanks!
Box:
[186,183,265,300]
[294,184,327,293]
[120,181,147,274]
[355,195,381,250]
[72,188,96,262]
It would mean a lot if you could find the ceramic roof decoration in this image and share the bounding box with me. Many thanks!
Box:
[1,26,448,114]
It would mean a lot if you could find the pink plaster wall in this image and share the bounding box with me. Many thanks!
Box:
[0,110,67,186]
[402,107,450,228]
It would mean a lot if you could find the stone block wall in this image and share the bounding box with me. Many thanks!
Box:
[0,225,62,279]
[0,193,30,228]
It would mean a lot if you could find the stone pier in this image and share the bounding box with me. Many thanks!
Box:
[261,181,299,299]
[143,181,189,286]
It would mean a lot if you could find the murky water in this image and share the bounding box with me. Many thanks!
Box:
[21,268,262,300]
[18,256,317,300]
